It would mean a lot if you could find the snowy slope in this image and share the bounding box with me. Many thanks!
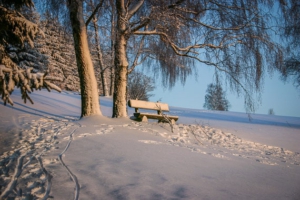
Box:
[0,90,300,199]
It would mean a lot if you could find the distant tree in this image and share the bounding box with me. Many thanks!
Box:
[268,108,275,115]
[127,71,155,101]
[86,0,111,96]
[203,83,230,111]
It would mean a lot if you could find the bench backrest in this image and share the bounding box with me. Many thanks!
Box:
[128,99,169,112]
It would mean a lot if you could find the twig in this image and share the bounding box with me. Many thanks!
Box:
[189,126,203,145]
[155,103,175,133]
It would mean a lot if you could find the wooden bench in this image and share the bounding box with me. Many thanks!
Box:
[128,99,179,124]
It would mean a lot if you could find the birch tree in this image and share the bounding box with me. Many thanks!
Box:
[111,0,296,117]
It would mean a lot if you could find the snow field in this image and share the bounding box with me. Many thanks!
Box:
[0,90,300,199]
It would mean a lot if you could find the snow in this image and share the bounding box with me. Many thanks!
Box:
[0,90,300,199]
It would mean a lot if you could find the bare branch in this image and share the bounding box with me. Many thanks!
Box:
[85,0,105,26]
[168,0,186,9]
[127,0,144,19]
[128,35,146,73]
[133,30,223,53]
[130,17,150,32]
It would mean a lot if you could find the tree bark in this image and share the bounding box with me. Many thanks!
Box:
[67,0,101,117]
[113,33,128,117]
[112,0,129,118]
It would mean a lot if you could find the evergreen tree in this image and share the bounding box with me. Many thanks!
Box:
[203,83,230,111]
[37,12,80,91]
[0,0,61,106]
[6,8,49,73]
[268,108,275,115]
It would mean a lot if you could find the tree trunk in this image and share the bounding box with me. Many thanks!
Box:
[67,0,101,117]
[112,34,128,117]
[109,1,116,96]
[92,17,109,96]
[112,0,128,118]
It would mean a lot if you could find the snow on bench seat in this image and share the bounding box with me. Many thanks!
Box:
[128,99,179,124]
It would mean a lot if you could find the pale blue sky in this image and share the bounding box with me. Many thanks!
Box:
[149,66,300,118]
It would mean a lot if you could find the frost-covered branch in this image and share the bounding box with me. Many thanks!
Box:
[0,64,62,106]
[0,2,63,106]
[0,6,42,48]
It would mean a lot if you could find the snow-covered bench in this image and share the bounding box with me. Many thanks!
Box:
[128,99,179,124]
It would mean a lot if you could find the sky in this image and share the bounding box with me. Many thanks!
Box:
[149,65,300,118]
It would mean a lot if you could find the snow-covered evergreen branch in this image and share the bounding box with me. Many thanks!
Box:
[0,64,62,106]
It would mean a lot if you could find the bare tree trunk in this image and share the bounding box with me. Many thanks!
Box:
[67,0,101,117]
[113,35,128,117]
[112,0,128,118]
[109,0,116,96]
[92,17,109,96]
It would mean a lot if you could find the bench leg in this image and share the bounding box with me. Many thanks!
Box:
[171,119,175,125]
[141,116,148,123]
[158,118,175,124]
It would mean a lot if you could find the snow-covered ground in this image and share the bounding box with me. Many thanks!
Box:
[0,90,300,199]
